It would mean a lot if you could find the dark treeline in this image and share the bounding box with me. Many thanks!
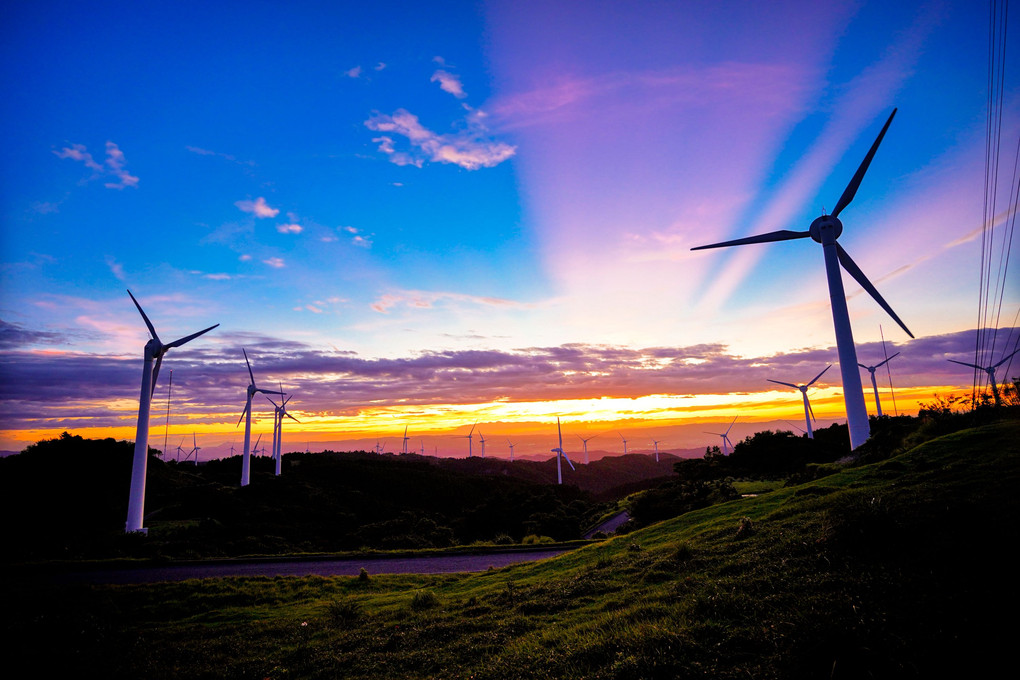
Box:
[0,434,673,561]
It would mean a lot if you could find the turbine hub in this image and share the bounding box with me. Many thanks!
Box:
[809,214,842,243]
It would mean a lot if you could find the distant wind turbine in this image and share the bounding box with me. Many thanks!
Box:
[237,349,283,487]
[506,439,516,462]
[858,352,900,417]
[705,416,738,455]
[477,430,487,458]
[457,423,477,458]
[184,432,200,465]
[402,426,410,454]
[768,365,831,439]
[692,109,913,449]
[618,432,628,454]
[252,433,263,457]
[651,439,661,462]
[576,434,598,464]
[175,437,185,463]
[125,289,218,534]
[551,418,576,485]
[267,389,299,476]
[948,347,1020,407]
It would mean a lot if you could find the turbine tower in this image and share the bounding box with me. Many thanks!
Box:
[125,290,218,534]
[705,416,738,455]
[402,425,410,454]
[507,439,516,462]
[185,432,200,465]
[267,391,299,476]
[477,430,487,458]
[618,432,628,454]
[237,349,282,487]
[768,365,831,439]
[692,109,913,450]
[577,434,598,464]
[651,439,661,462]
[551,417,576,485]
[948,347,1020,407]
[858,352,900,416]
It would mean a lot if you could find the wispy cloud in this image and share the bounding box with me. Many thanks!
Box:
[342,226,372,248]
[104,256,126,281]
[54,141,139,189]
[365,109,516,170]
[276,223,303,234]
[344,65,362,78]
[263,257,285,268]
[370,289,527,314]
[431,69,467,98]
[235,197,280,218]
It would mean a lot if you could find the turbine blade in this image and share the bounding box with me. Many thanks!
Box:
[808,400,816,422]
[993,347,1020,369]
[947,359,983,370]
[874,351,901,369]
[149,355,164,399]
[257,388,285,395]
[831,108,896,218]
[127,289,161,343]
[836,244,913,338]
[691,229,811,251]
[243,348,256,387]
[266,396,279,407]
[724,416,737,435]
[237,400,251,427]
[286,412,300,423]
[561,450,575,471]
[767,379,799,389]
[807,364,832,386]
[164,323,219,350]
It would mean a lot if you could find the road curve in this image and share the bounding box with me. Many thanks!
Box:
[49,548,572,585]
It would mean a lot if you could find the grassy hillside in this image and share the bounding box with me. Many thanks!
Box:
[4,419,1016,678]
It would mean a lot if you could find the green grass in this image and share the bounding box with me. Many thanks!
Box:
[4,420,1017,678]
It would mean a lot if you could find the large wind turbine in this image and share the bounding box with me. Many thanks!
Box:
[948,347,1020,407]
[577,434,598,464]
[705,416,738,455]
[551,418,576,485]
[858,352,900,416]
[237,349,282,487]
[267,391,299,476]
[125,290,218,534]
[692,109,913,450]
[457,423,478,457]
[768,365,831,439]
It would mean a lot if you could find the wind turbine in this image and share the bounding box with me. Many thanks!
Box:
[185,432,200,465]
[948,347,1020,407]
[768,365,831,439]
[125,290,218,534]
[704,416,738,455]
[576,434,598,464]
[175,437,185,463]
[252,433,263,457]
[551,418,575,485]
[267,391,299,476]
[401,425,410,454]
[457,423,477,458]
[858,352,900,416]
[237,348,283,487]
[618,432,628,454]
[691,109,913,450]
[651,439,661,462]
[477,430,487,458]
[506,439,516,462]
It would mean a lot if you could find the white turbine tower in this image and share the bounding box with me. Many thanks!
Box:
[692,109,913,450]
[651,439,661,462]
[477,430,487,458]
[551,417,575,485]
[237,349,282,487]
[507,439,516,462]
[125,290,218,534]
[704,416,738,455]
[768,365,831,440]
[948,347,1020,407]
[577,434,598,464]
[618,432,628,454]
[401,425,410,454]
[858,352,900,417]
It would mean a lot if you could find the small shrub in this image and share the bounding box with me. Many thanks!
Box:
[358,567,370,582]
[736,517,755,538]
[492,533,514,545]
[326,597,362,625]
[410,589,440,611]
[628,542,642,552]
[522,534,555,545]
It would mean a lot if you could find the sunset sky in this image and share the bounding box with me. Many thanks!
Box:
[1,0,1017,458]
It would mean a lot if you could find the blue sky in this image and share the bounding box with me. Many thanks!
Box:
[1,0,1017,453]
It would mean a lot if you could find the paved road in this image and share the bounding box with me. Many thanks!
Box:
[584,511,630,538]
[50,548,571,585]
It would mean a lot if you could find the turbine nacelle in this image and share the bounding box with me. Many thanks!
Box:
[809,214,843,243]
